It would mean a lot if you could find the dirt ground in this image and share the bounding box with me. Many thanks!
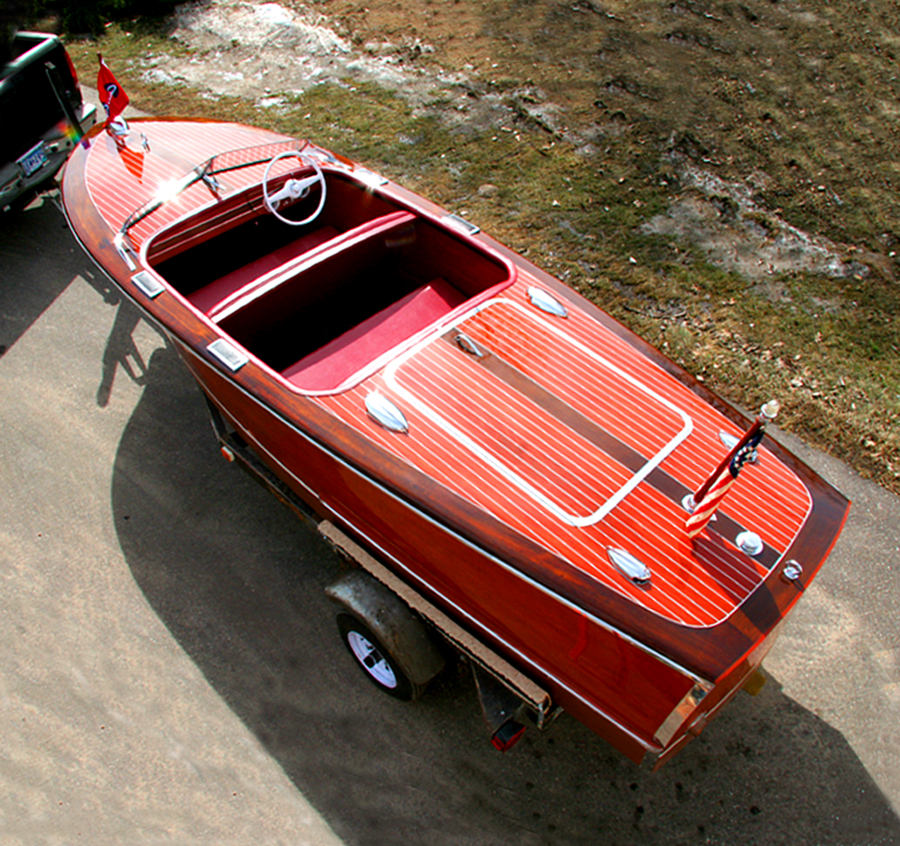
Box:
[143,0,898,281]
[65,0,899,489]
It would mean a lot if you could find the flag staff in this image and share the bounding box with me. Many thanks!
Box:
[684,399,780,540]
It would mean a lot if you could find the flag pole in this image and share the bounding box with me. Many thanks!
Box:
[684,399,780,539]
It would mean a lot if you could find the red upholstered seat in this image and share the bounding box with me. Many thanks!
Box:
[282,277,465,392]
[188,226,339,315]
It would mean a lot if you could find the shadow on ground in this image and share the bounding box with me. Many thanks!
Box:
[112,344,899,846]
[0,197,113,356]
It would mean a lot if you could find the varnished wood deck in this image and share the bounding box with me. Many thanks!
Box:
[74,117,820,631]
[314,280,812,627]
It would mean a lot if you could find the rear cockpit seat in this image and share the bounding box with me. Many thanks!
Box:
[281,277,465,391]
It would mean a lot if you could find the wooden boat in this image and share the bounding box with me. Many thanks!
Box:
[61,117,849,767]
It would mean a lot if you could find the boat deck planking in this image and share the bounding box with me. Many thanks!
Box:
[61,116,850,765]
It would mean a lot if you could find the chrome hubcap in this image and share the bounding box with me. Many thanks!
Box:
[347,631,398,689]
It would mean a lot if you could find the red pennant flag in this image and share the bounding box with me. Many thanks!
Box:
[97,54,129,125]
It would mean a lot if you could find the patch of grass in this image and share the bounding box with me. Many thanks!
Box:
[65,7,900,493]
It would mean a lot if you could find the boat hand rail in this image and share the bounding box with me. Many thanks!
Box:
[119,138,310,238]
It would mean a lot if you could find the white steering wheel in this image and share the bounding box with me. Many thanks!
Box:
[262,151,327,226]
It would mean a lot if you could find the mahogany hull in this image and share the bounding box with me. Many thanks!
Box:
[60,117,850,765]
[179,343,699,759]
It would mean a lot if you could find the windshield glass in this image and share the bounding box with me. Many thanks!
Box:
[119,139,306,235]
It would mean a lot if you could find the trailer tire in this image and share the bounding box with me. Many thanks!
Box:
[336,613,423,701]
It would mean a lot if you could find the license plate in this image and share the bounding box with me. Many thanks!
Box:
[17,142,48,178]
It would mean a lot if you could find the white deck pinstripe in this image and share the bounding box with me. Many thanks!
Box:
[315,281,811,627]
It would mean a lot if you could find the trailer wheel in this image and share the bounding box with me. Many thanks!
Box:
[336,613,422,701]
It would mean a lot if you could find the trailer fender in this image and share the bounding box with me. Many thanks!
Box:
[325,569,446,688]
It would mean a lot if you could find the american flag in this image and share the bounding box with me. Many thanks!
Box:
[685,433,763,539]
[684,400,779,540]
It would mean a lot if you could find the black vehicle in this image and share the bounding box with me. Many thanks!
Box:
[1,31,96,211]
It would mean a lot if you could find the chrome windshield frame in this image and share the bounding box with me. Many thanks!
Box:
[118,138,308,238]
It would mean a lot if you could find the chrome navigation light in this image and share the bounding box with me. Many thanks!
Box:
[735,531,764,557]
[354,167,389,189]
[207,338,248,372]
[443,213,480,235]
[782,559,803,582]
[527,286,568,318]
[131,270,164,299]
[454,333,486,358]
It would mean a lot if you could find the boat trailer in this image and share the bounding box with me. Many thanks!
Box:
[203,396,561,751]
